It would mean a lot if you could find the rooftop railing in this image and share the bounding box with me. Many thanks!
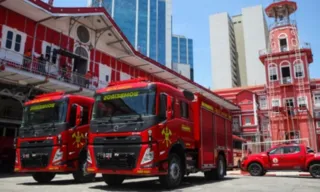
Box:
[269,19,297,30]
[259,42,311,56]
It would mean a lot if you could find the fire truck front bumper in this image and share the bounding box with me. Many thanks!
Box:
[86,167,166,176]
[14,145,72,173]
[86,143,168,176]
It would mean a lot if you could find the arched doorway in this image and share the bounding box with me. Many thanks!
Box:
[74,46,88,75]
[74,47,89,87]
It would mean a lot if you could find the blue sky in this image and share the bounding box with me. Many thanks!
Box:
[53,0,320,89]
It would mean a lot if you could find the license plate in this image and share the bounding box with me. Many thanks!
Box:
[105,153,112,159]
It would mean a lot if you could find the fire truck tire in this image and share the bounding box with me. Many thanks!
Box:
[32,172,55,183]
[248,162,263,176]
[72,155,96,183]
[102,174,125,186]
[309,164,320,178]
[159,153,183,189]
[204,155,225,180]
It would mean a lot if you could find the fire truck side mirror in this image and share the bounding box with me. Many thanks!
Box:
[183,90,194,101]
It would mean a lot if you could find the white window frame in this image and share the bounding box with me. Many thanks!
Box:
[259,96,267,110]
[280,64,292,84]
[317,121,320,128]
[1,25,27,55]
[297,96,308,110]
[284,97,295,108]
[232,117,240,132]
[294,62,305,79]
[314,93,320,107]
[278,33,288,52]
[244,117,251,125]
[42,41,60,75]
[271,99,281,107]
[42,41,60,65]
[268,64,278,81]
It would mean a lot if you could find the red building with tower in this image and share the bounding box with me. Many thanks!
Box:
[215,0,320,151]
[0,0,239,172]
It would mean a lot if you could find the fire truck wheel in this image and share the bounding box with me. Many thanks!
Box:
[204,154,225,180]
[32,172,55,183]
[159,153,183,189]
[73,157,96,183]
[102,174,125,186]
[248,162,263,176]
[309,164,320,178]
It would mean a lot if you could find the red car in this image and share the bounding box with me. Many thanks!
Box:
[241,143,320,178]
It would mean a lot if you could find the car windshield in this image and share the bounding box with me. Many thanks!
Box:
[92,90,156,120]
[21,100,68,126]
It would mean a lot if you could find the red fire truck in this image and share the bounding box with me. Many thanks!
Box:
[14,92,96,183]
[86,78,233,189]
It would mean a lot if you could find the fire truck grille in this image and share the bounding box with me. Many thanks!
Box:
[21,154,49,168]
[94,144,141,170]
[96,153,136,169]
[20,148,52,168]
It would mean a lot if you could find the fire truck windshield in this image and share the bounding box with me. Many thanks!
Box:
[20,100,68,136]
[92,90,156,121]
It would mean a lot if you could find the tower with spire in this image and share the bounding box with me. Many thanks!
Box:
[259,0,316,149]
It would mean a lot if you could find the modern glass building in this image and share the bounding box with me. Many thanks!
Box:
[89,0,172,68]
[172,35,194,80]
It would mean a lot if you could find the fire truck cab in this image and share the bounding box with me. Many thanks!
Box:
[14,92,96,183]
[87,78,233,189]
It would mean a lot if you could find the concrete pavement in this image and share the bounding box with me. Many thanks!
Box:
[228,170,311,177]
[0,172,319,192]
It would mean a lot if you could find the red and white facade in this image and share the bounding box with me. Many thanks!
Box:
[215,0,320,151]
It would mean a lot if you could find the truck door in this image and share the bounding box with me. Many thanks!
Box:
[281,146,304,170]
[267,146,287,170]
[67,104,89,162]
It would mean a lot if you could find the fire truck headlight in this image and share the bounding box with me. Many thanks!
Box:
[52,149,63,162]
[141,148,154,165]
[87,150,92,164]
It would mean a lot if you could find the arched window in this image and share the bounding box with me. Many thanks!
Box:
[294,60,304,78]
[268,64,278,81]
[278,33,288,52]
[280,61,291,84]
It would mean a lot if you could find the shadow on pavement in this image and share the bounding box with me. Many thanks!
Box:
[90,176,237,192]
[17,176,104,186]
[0,173,31,179]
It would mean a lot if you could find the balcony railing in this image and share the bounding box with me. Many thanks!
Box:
[269,19,297,30]
[259,42,311,56]
[0,48,108,91]
[282,77,292,85]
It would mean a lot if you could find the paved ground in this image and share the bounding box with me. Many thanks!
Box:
[0,172,319,192]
